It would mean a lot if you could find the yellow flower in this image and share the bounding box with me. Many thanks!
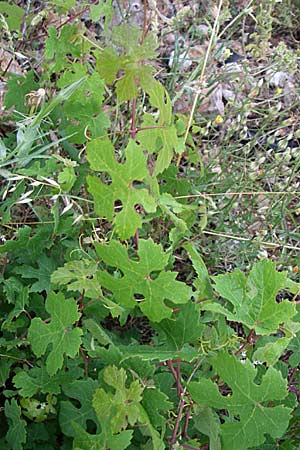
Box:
[214,115,224,125]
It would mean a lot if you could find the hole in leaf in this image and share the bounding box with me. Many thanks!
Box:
[114,199,123,211]
[86,419,97,433]
[132,180,144,188]
[134,203,144,214]
[217,382,232,398]
[149,271,159,280]
[100,172,112,185]
[134,293,145,302]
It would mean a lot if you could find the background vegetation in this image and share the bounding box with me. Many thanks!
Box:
[0,1,300,449]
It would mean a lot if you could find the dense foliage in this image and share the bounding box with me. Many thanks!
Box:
[0,1,300,449]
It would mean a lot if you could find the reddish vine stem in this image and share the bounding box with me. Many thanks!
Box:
[235,328,255,356]
[170,393,186,448]
[140,0,148,44]
[182,444,201,450]
[167,359,183,396]
[183,406,191,439]
[130,98,140,248]
[130,98,137,139]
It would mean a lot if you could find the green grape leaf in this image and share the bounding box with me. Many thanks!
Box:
[153,302,204,350]
[0,2,24,30]
[87,137,156,239]
[137,81,178,175]
[92,365,143,434]
[193,406,221,450]
[57,63,109,143]
[13,365,72,397]
[51,259,101,298]
[51,0,76,12]
[90,0,113,27]
[59,378,99,437]
[0,225,52,263]
[96,25,157,102]
[5,399,27,450]
[142,387,172,428]
[112,25,157,60]
[200,259,295,334]
[14,254,57,293]
[0,360,13,386]
[95,238,192,321]
[45,25,81,72]
[288,335,300,368]
[73,423,133,450]
[4,71,39,113]
[253,337,291,366]
[2,285,29,329]
[188,351,292,450]
[120,344,199,363]
[28,291,82,375]
[58,166,76,192]
[96,47,122,84]
[184,242,214,299]
[159,165,191,197]
[116,65,154,103]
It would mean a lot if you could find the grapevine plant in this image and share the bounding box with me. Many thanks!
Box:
[0,2,300,450]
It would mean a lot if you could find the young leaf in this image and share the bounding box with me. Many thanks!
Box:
[87,137,156,239]
[200,259,295,334]
[96,25,157,102]
[253,337,291,366]
[137,81,178,175]
[5,399,27,450]
[59,378,99,437]
[28,291,82,375]
[45,25,81,72]
[188,351,292,450]
[92,365,143,434]
[95,238,192,321]
[51,259,101,298]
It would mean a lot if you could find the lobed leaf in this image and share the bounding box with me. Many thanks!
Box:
[189,351,292,450]
[95,238,192,321]
[28,291,82,375]
[87,137,156,239]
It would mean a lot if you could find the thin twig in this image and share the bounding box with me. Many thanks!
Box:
[167,360,183,396]
[170,357,204,449]
[201,230,300,252]
[140,0,148,44]
[183,406,191,439]
[175,191,300,199]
